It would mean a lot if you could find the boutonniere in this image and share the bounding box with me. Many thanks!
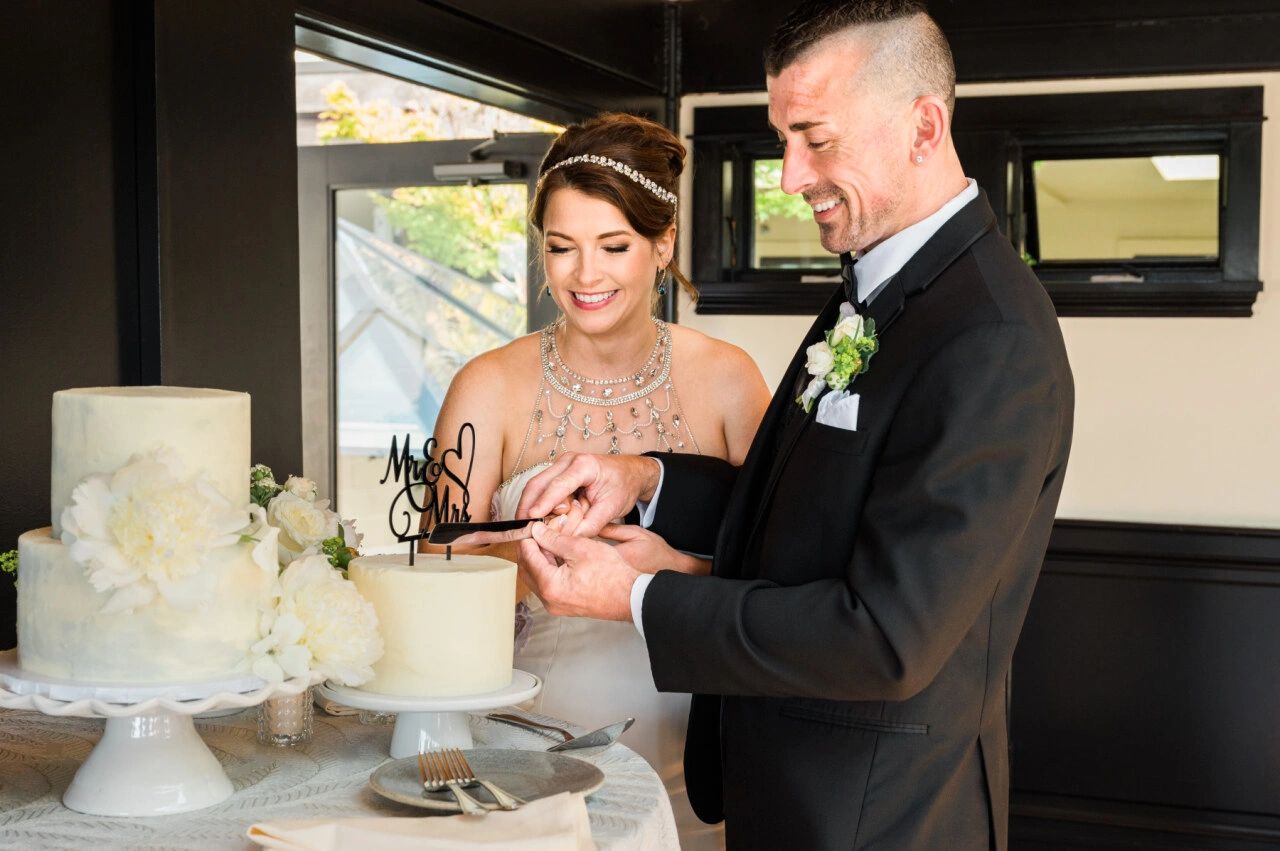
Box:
[796,302,879,412]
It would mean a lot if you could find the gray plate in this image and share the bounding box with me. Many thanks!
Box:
[370,749,605,813]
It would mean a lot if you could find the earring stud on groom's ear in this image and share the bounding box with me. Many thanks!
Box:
[915,155,924,163]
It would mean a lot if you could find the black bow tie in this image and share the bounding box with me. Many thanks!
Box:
[840,252,862,308]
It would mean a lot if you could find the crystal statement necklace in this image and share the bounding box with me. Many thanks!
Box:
[530,318,698,459]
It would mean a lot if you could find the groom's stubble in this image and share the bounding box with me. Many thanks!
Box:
[771,37,913,258]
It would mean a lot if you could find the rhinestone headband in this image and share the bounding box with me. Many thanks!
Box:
[539,154,677,206]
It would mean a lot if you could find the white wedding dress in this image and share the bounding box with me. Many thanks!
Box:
[495,464,722,850]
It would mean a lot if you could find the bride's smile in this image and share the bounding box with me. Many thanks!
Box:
[541,188,672,336]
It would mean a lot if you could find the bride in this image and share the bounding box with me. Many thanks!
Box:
[427,112,769,847]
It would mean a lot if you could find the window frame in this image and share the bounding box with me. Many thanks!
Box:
[689,87,1264,317]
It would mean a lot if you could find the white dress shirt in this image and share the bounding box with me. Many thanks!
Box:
[629,178,980,636]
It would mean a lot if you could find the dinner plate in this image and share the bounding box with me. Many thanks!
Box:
[370,748,605,813]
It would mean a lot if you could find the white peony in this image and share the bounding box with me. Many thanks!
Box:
[830,312,865,345]
[283,475,318,502]
[59,448,248,614]
[267,491,340,565]
[340,516,364,550]
[251,555,383,686]
[805,341,835,377]
[241,504,283,576]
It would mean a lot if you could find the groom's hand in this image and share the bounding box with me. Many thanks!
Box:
[517,522,639,621]
[516,452,661,539]
[596,524,709,576]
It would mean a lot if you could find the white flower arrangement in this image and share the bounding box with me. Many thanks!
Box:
[797,301,880,413]
[59,448,272,614]
[250,554,383,686]
[248,465,362,572]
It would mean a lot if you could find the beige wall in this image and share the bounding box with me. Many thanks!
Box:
[677,74,1280,529]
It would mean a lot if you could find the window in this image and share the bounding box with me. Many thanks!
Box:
[1026,155,1219,264]
[962,87,1263,317]
[295,49,561,547]
[690,88,1264,316]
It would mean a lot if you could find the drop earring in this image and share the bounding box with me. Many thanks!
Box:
[656,267,669,297]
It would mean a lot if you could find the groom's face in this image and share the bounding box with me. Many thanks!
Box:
[767,36,909,255]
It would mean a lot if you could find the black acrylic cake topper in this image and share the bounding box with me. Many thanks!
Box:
[379,422,475,564]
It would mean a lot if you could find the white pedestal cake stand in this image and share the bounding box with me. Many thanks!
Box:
[318,669,541,758]
[0,649,319,817]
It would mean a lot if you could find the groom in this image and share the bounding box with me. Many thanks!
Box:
[510,2,1073,848]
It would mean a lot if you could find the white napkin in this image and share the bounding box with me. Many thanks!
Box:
[815,390,860,431]
[247,791,595,851]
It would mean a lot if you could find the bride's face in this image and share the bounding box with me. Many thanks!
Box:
[542,188,674,336]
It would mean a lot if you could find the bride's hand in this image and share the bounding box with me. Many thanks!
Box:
[516,452,662,539]
[595,524,709,576]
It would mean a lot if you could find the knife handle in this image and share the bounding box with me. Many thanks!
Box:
[486,712,573,742]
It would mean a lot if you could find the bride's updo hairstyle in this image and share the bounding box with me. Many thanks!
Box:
[531,112,696,302]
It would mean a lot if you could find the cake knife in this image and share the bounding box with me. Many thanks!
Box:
[426,518,542,547]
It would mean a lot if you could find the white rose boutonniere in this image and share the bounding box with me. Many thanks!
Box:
[795,301,880,413]
[250,554,384,686]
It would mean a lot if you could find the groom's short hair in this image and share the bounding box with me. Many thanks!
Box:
[765,0,956,117]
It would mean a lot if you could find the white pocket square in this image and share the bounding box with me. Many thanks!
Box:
[815,391,860,431]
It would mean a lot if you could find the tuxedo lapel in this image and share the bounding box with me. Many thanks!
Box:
[724,191,1000,575]
[714,286,846,574]
[881,191,998,323]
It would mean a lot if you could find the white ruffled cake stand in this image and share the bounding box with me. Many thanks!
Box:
[318,669,541,758]
[0,648,319,817]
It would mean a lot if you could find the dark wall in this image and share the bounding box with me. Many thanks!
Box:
[1,0,302,649]
[150,0,302,469]
[1,2,137,647]
[680,0,1280,92]
[1011,522,1280,846]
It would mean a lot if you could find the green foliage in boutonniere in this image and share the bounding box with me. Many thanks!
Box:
[797,303,879,412]
[1,549,17,584]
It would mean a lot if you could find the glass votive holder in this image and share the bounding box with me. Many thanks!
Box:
[257,687,314,746]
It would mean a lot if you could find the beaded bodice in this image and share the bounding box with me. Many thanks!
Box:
[505,318,701,487]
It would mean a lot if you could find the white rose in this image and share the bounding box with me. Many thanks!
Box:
[267,491,340,565]
[251,555,383,686]
[805,341,835,377]
[284,475,318,502]
[830,313,865,345]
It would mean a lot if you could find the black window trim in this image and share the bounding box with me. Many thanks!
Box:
[690,87,1264,317]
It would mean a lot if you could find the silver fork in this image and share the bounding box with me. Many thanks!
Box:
[418,750,488,815]
[448,747,525,810]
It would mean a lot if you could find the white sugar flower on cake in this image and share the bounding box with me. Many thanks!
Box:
[250,554,384,686]
[59,448,251,614]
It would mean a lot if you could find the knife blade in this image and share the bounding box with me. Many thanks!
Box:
[427,518,541,546]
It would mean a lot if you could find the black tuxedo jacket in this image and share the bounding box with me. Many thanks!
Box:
[642,192,1073,850]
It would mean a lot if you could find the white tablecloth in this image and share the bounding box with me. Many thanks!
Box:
[0,705,679,850]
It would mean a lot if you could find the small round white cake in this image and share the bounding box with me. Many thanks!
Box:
[348,554,516,697]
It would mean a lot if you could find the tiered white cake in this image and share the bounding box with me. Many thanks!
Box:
[348,554,516,696]
[17,387,274,684]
